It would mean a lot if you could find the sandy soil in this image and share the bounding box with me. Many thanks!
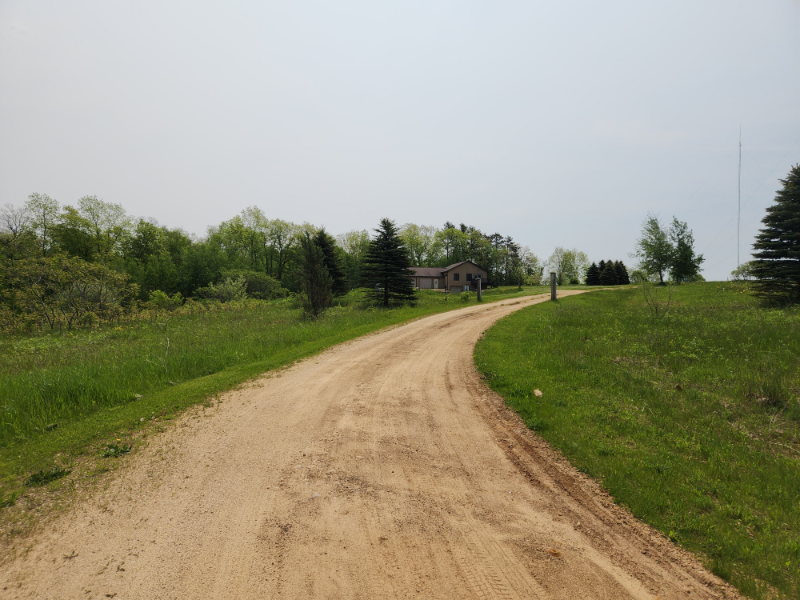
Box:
[1,292,741,599]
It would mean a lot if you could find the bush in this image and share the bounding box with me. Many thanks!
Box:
[148,290,184,311]
[194,276,248,303]
[2,253,138,330]
[730,262,756,281]
[460,291,470,302]
[630,269,657,284]
[220,270,288,300]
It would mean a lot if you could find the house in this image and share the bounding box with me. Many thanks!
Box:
[409,261,488,292]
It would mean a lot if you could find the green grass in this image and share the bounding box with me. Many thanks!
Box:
[475,283,800,599]
[0,285,564,512]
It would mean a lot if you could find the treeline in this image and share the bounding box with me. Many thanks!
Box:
[0,195,548,331]
[399,222,544,286]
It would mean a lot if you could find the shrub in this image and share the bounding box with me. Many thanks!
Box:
[460,291,470,302]
[220,270,288,300]
[730,261,756,281]
[2,253,137,330]
[148,290,184,311]
[194,276,248,303]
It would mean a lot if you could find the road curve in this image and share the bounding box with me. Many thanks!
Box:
[1,292,739,599]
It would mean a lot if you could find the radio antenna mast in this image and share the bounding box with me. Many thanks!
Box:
[737,127,742,267]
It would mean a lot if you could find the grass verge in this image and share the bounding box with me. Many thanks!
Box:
[475,283,800,599]
[0,285,567,526]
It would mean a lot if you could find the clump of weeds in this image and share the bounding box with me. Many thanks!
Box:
[24,466,71,486]
[101,443,131,458]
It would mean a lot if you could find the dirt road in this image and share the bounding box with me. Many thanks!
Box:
[2,292,738,599]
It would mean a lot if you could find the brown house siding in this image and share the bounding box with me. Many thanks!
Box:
[410,262,487,292]
[444,263,487,292]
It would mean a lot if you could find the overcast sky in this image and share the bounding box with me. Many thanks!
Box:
[1,1,798,280]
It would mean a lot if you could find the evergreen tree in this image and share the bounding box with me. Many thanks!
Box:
[361,218,416,307]
[669,218,704,283]
[297,233,332,316]
[752,164,800,302]
[615,260,630,285]
[600,260,619,285]
[598,259,606,273]
[585,262,600,285]
[313,227,348,297]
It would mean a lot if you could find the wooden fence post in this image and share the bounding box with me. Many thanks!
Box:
[550,272,556,301]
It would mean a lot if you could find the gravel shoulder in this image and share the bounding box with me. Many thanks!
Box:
[0,292,740,599]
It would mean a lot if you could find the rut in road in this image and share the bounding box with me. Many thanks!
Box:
[1,292,740,599]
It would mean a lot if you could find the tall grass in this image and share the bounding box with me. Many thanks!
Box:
[476,283,800,599]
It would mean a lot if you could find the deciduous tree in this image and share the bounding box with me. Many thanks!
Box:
[24,193,59,256]
[635,213,673,284]
[547,247,589,285]
[669,218,704,283]
[400,223,437,266]
[336,230,371,289]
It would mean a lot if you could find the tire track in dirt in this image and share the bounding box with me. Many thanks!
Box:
[0,292,741,599]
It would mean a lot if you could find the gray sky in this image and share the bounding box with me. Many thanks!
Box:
[2,1,799,280]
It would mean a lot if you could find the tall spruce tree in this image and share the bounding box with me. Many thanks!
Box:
[586,262,600,285]
[313,227,348,297]
[600,260,619,285]
[297,233,333,316]
[615,260,630,285]
[361,218,416,307]
[752,164,800,302]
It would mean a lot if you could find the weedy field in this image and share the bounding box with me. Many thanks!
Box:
[0,285,555,517]
[476,283,800,599]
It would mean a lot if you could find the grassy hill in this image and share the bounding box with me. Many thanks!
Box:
[476,283,800,599]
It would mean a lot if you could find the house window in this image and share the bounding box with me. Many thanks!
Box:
[454,273,460,281]
[466,273,472,281]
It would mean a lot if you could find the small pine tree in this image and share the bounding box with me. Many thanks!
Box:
[615,260,630,285]
[598,260,606,273]
[361,218,417,307]
[313,227,348,297]
[297,233,333,316]
[600,261,619,285]
[752,164,800,302]
[585,262,600,285]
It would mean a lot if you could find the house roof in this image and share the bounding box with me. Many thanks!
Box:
[410,267,444,278]
[442,260,486,273]
[410,261,487,278]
